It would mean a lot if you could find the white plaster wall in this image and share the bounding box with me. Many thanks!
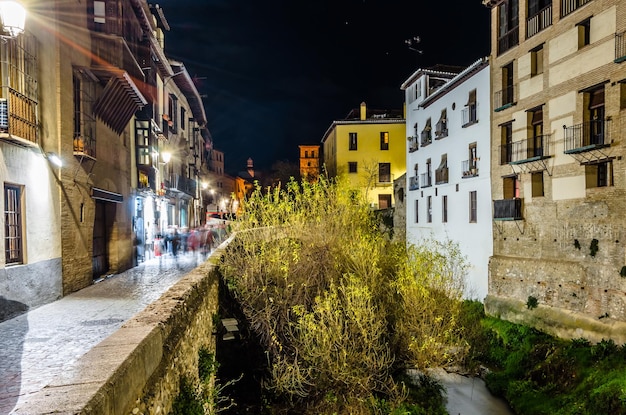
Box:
[405,62,492,301]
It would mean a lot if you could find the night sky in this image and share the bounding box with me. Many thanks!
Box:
[156,0,491,175]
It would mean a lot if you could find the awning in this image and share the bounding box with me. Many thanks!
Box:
[92,68,147,135]
[92,187,123,203]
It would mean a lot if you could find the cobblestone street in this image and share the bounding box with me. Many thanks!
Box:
[0,251,212,415]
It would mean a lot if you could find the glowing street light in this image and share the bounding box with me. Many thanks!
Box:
[161,151,172,164]
[0,1,26,38]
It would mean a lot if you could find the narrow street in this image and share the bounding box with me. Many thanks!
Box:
[0,250,211,415]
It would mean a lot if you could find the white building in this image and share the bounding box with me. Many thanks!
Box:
[403,58,492,301]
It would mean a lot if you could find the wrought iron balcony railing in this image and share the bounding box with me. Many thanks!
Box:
[615,31,626,63]
[527,5,552,38]
[420,172,432,188]
[435,120,448,139]
[435,167,448,185]
[408,136,418,153]
[420,130,432,147]
[493,198,523,220]
[509,134,551,163]
[497,26,519,55]
[494,84,516,111]
[409,175,419,191]
[462,159,479,178]
[462,104,478,127]
[564,119,611,153]
[561,0,592,18]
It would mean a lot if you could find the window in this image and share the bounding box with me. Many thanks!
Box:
[503,175,520,199]
[529,107,544,158]
[168,94,178,131]
[349,132,358,150]
[379,163,391,183]
[496,62,514,110]
[469,191,477,223]
[427,196,432,223]
[527,0,551,37]
[415,200,419,223]
[348,162,357,173]
[587,87,605,146]
[435,154,448,184]
[586,160,613,188]
[469,143,478,172]
[380,132,389,150]
[5,184,23,264]
[180,107,186,131]
[73,68,96,157]
[462,90,477,126]
[435,109,448,138]
[577,18,591,49]
[379,194,391,209]
[421,118,432,146]
[94,1,106,25]
[531,172,544,197]
[442,195,448,223]
[500,122,513,164]
[531,44,544,76]
[135,120,151,166]
[497,0,519,54]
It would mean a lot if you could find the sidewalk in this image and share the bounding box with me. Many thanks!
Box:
[0,250,211,415]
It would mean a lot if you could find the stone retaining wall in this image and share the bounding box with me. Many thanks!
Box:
[14,249,224,415]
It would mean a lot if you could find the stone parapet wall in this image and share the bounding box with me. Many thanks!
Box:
[14,252,223,415]
[485,294,626,345]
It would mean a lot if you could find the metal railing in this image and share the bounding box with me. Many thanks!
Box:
[420,172,432,188]
[420,130,432,147]
[461,159,479,178]
[497,26,519,55]
[435,167,448,185]
[527,5,552,38]
[462,104,478,127]
[615,31,626,62]
[493,198,523,220]
[494,84,516,111]
[409,175,419,191]
[408,136,418,153]
[561,0,592,17]
[564,119,611,153]
[509,134,551,163]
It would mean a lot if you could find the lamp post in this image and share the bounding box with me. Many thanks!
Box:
[0,1,25,38]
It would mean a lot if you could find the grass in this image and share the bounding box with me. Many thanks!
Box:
[460,300,626,415]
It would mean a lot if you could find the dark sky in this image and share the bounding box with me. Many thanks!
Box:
[156,0,491,175]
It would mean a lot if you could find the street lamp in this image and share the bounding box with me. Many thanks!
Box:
[161,151,172,164]
[0,1,25,38]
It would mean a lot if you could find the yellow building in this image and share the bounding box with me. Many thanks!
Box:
[321,102,406,209]
[298,144,321,181]
[484,0,626,343]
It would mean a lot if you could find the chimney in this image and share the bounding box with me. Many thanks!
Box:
[360,102,366,121]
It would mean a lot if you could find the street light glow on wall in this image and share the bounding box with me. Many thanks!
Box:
[161,151,172,164]
[0,1,26,38]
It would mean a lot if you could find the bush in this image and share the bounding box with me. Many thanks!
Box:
[219,176,468,413]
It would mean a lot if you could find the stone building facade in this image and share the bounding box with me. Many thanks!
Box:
[484,0,626,342]
[0,1,209,313]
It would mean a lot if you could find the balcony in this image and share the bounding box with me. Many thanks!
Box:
[494,84,516,112]
[564,119,611,154]
[420,130,432,147]
[461,159,479,178]
[73,134,96,159]
[462,104,478,127]
[527,5,552,38]
[408,136,418,153]
[615,31,626,63]
[420,172,432,188]
[493,198,523,220]
[165,174,197,197]
[0,89,38,145]
[435,167,448,185]
[509,134,551,164]
[561,0,592,18]
[409,175,419,191]
[497,26,519,55]
[435,120,448,139]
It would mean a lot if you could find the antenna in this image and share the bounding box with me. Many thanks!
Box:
[405,36,423,54]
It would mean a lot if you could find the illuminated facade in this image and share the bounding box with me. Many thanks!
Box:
[321,102,406,209]
[484,0,626,342]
